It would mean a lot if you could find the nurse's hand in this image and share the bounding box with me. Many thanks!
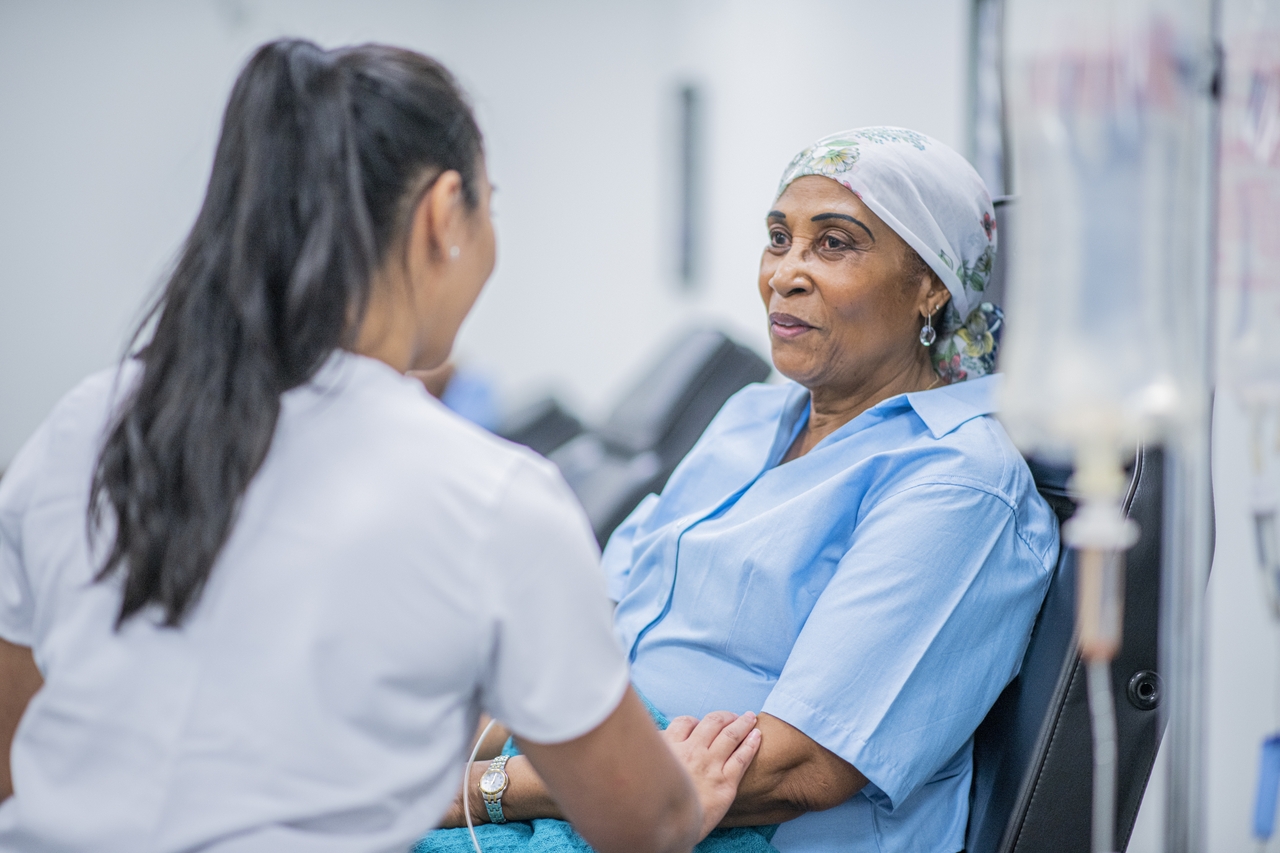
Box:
[661,711,762,839]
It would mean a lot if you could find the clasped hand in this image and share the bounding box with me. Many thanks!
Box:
[442,709,762,841]
[659,710,762,838]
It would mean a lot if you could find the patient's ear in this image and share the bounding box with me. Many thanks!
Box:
[913,272,950,317]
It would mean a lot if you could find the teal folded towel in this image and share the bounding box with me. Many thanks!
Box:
[413,693,779,853]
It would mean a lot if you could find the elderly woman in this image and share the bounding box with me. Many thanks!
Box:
[435,128,1058,853]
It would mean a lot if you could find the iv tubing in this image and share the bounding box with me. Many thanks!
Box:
[463,717,499,853]
[1066,449,1136,853]
[1087,658,1118,853]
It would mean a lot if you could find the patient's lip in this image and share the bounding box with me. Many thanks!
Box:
[770,312,815,339]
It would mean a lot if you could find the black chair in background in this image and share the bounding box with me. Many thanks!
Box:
[498,397,584,458]
[966,448,1166,852]
[498,328,771,544]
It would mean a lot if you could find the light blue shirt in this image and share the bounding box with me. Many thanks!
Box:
[602,376,1059,853]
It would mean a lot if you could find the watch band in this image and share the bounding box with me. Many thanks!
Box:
[481,754,510,824]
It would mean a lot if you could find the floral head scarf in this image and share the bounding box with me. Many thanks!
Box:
[777,126,1002,382]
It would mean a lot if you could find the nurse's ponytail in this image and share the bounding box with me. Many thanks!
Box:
[89,40,483,627]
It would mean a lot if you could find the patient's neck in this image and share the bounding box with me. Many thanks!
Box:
[782,357,938,463]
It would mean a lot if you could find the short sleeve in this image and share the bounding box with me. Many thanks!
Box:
[479,457,631,744]
[0,419,54,647]
[761,481,1054,810]
[600,493,659,602]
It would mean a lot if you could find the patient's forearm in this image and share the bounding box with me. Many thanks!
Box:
[438,756,564,827]
[470,716,511,763]
[718,713,867,827]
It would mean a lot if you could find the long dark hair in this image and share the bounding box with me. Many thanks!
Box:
[90,39,483,627]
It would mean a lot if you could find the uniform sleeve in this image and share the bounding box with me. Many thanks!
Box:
[761,480,1055,811]
[600,493,659,602]
[479,457,631,744]
[0,419,54,647]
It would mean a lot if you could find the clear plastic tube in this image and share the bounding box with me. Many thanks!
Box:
[1076,548,1128,662]
[1087,658,1119,853]
[1064,453,1137,853]
[464,718,499,853]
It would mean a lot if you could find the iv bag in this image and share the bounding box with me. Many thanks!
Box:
[1000,0,1217,459]
[1219,0,1280,403]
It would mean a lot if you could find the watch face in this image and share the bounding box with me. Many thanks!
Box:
[479,769,507,796]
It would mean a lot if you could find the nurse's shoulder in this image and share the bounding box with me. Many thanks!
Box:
[2,361,144,511]
[283,351,589,551]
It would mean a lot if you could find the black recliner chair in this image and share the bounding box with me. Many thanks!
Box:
[499,328,771,545]
[966,448,1166,852]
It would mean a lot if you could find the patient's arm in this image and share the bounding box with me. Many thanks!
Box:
[0,638,42,801]
[468,714,512,762]
[442,710,860,831]
[713,712,867,826]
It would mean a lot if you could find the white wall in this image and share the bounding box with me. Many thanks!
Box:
[0,0,967,460]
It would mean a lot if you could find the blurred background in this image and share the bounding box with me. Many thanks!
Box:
[0,0,968,449]
[0,1,1271,850]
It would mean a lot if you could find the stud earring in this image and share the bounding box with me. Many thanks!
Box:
[449,246,460,260]
[919,304,938,347]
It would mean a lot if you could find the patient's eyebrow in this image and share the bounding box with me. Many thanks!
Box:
[766,210,787,221]
[812,212,874,242]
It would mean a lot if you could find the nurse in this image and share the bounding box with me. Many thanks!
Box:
[448,129,1060,853]
[0,40,760,853]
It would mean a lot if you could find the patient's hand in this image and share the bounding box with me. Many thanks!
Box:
[661,711,762,839]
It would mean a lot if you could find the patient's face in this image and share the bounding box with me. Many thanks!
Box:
[759,176,926,394]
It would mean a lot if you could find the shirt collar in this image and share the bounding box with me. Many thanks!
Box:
[903,373,1001,439]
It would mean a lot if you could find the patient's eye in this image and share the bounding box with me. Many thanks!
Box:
[768,228,790,249]
[822,232,851,251]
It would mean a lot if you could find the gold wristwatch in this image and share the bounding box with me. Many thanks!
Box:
[478,754,510,824]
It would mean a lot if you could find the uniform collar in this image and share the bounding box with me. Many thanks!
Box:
[903,373,1000,439]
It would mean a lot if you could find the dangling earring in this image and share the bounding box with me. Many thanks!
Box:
[449,245,461,260]
[919,304,938,346]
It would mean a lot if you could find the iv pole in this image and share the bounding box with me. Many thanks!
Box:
[1162,1,1220,849]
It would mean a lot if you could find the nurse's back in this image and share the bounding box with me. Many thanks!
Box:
[0,354,621,851]
[0,38,759,853]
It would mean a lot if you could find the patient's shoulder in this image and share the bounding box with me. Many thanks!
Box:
[926,415,1057,544]
[917,414,1032,496]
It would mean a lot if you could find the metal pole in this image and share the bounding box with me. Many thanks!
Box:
[1161,430,1214,853]
[1163,2,1221,845]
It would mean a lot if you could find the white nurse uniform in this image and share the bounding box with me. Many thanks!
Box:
[0,351,629,853]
